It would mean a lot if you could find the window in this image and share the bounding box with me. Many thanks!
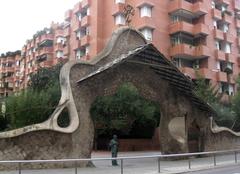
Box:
[86,45,90,55]
[225,42,231,53]
[216,61,221,71]
[76,46,89,59]
[76,31,81,39]
[76,49,82,60]
[56,36,66,44]
[215,40,220,50]
[87,8,90,16]
[213,20,217,28]
[223,24,229,33]
[56,51,64,58]
[140,28,153,41]
[115,0,125,4]
[77,12,82,21]
[76,27,89,39]
[211,1,215,9]
[140,5,152,18]
[229,84,234,96]
[115,14,125,25]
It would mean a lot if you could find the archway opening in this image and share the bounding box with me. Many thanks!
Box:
[90,82,161,151]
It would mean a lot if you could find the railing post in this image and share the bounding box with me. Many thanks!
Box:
[235,152,238,164]
[158,157,161,173]
[188,158,191,169]
[121,159,123,174]
[18,162,21,174]
[75,161,77,174]
[213,154,216,166]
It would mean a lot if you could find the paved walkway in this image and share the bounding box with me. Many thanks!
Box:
[0,151,239,174]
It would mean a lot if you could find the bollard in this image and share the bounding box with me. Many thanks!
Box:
[158,157,161,173]
[213,154,216,166]
[18,162,21,174]
[235,152,238,164]
[75,161,78,174]
[121,159,123,174]
[188,158,191,169]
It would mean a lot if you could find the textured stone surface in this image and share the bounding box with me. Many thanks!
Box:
[0,26,239,171]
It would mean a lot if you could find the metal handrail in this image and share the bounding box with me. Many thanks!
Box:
[0,149,239,174]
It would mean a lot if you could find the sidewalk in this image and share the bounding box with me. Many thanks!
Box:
[0,151,239,174]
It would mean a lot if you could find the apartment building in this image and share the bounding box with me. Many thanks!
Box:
[0,51,21,96]
[1,0,240,100]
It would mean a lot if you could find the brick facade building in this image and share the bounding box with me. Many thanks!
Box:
[1,0,240,98]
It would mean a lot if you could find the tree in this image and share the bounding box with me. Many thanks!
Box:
[0,63,68,131]
[194,72,220,105]
[28,63,63,91]
[194,71,237,130]
[90,83,160,138]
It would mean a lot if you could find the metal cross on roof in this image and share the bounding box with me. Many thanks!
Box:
[123,4,135,25]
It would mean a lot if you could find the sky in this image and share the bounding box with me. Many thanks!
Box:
[0,0,81,54]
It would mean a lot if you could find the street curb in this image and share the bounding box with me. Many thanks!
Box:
[168,163,239,174]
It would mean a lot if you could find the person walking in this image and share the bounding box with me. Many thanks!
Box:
[109,134,119,166]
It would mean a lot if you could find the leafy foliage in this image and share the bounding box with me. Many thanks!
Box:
[211,103,236,129]
[0,63,69,131]
[28,63,63,92]
[194,72,221,104]
[90,83,160,138]
[194,71,238,130]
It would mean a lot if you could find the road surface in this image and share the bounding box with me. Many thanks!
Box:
[185,165,240,174]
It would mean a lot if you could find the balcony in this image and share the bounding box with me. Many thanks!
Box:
[237,38,240,46]
[73,2,82,14]
[112,3,125,15]
[27,43,31,50]
[64,27,71,37]
[169,22,209,36]
[169,44,210,59]
[72,20,81,32]
[216,71,228,82]
[38,47,54,56]
[73,40,81,50]
[5,77,14,83]
[215,0,230,6]
[179,67,196,79]
[226,53,235,63]
[30,41,35,48]
[195,45,210,57]
[213,29,224,40]
[40,34,54,43]
[222,14,232,24]
[224,33,235,43]
[35,36,41,44]
[5,67,14,73]
[236,19,240,28]
[234,0,240,11]
[63,46,69,56]
[198,68,214,80]
[227,74,235,84]
[80,55,90,61]
[211,9,222,20]
[81,0,91,8]
[135,16,155,29]
[55,43,64,51]
[39,60,53,68]
[55,29,64,37]
[168,0,207,18]
[81,16,90,27]
[65,10,72,21]
[81,35,90,46]
[215,50,226,61]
